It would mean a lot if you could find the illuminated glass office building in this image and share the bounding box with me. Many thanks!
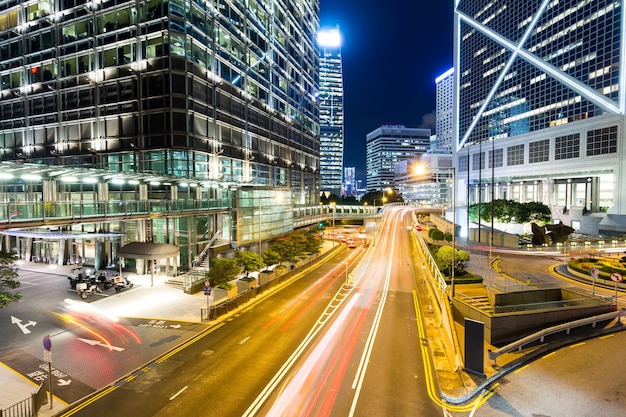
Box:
[317,28,344,196]
[366,125,431,192]
[454,0,626,236]
[0,0,321,268]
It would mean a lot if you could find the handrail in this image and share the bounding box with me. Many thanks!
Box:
[488,308,626,366]
[193,230,221,268]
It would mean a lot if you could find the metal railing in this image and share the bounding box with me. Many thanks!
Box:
[191,230,221,269]
[1,397,33,417]
[0,198,232,226]
[488,308,626,366]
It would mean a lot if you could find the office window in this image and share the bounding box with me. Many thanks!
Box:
[555,134,580,160]
[472,151,485,171]
[529,139,549,163]
[507,144,524,166]
[587,126,617,156]
[458,154,469,172]
[488,148,503,168]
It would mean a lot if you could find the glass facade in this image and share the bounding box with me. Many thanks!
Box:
[366,125,431,192]
[454,0,626,235]
[0,0,320,204]
[318,30,344,196]
[0,0,322,267]
[456,0,623,148]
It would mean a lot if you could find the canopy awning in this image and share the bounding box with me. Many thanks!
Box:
[117,242,179,259]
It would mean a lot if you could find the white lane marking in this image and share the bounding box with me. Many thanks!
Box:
[169,386,188,400]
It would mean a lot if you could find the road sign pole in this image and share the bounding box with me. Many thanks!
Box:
[48,361,53,409]
[43,335,53,409]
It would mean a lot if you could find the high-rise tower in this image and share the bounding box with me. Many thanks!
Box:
[454,0,626,235]
[317,28,344,197]
[0,0,321,267]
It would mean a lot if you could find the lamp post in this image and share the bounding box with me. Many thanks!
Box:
[330,202,336,246]
[258,195,263,257]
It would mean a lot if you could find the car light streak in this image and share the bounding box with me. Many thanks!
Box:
[262,269,344,331]
[347,220,396,416]
[279,255,363,333]
[264,294,361,417]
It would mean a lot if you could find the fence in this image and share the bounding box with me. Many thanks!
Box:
[1,382,47,417]
[200,245,343,322]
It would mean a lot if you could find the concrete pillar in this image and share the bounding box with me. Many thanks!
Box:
[97,181,109,203]
[42,179,57,203]
[57,239,65,265]
[25,237,32,261]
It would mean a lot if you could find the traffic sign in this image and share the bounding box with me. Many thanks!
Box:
[204,286,211,295]
[43,335,52,351]
[589,268,599,278]
[610,272,623,282]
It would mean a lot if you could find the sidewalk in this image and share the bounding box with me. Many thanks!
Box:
[423,250,530,404]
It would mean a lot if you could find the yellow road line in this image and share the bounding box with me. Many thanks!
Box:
[59,386,118,416]
[412,290,496,412]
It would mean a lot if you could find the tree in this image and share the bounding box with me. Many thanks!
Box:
[235,250,265,277]
[302,229,322,254]
[430,228,445,242]
[261,249,281,270]
[0,251,21,308]
[435,246,470,276]
[206,257,240,288]
[469,199,551,225]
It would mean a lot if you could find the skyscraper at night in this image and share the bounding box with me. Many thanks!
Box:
[366,125,431,192]
[435,67,454,152]
[317,27,344,197]
[454,0,626,236]
[0,0,321,268]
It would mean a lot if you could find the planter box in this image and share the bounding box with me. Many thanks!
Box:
[259,271,275,285]
[237,278,256,292]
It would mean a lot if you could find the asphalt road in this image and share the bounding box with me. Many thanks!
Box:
[60,249,354,417]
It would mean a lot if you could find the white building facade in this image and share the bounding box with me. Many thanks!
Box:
[454,0,626,236]
[435,68,455,152]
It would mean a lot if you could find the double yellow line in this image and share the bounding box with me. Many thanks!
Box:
[412,290,496,413]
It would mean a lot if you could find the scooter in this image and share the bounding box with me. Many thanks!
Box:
[113,276,134,293]
[94,271,114,289]
[76,277,103,299]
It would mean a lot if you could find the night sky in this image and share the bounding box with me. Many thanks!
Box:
[318,1,455,181]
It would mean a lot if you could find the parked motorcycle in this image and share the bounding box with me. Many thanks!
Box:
[76,278,103,299]
[113,276,134,293]
[94,271,114,289]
